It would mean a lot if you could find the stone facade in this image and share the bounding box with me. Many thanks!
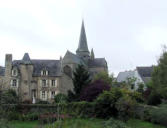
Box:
[0,22,108,103]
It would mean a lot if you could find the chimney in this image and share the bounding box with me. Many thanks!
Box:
[5,54,12,77]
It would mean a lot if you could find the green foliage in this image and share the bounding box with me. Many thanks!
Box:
[116,95,136,121]
[147,92,162,105]
[54,93,67,103]
[1,89,20,104]
[93,71,114,86]
[151,48,167,100]
[137,83,144,94]
[94,90,118,118]
[150,104,167,126]
[127,119,165,128]
[68,65,91,101]
[103,118,131,128]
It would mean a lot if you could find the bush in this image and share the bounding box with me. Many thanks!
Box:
[1,89,20,104]
[36,100,50,104]
[150,104,167,126]
[116,95,136,121]
[54,93,67,103]
[103,118,131,128]
[7,111,21,121]
[80,80,110,102]
[94,90,119,118]
[147,92,162,105]
[39,113,70,124]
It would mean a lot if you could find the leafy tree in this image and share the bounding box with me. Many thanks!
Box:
[151,46,167,99]
[80,80,110,102]
[1,89,19,104]
[68,65,91,101]
[93,71,114,86]
[137,83,144,94]
[54,93,67,103]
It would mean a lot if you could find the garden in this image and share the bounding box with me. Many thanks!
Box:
[1,49,167,128]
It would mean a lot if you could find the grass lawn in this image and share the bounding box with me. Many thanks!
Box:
[8,118,165,128]
[8,121,38,128]
[127,119,165,128]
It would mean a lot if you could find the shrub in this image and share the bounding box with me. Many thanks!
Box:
[116,95,136,121]
[128,91,144,103]
[94,90,119,118]
[7,111,21,121]
[80,80,110,102]
[103,118,131,128]
[147,92,162,105]
[67,101,95,118]
[36,100,50,104]
[54,93,67,103]
[1,89,20,104]
[150,104,167,126]
[39,113,70,124]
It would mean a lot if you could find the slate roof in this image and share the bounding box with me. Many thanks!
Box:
[22,53,32,64]
[0,66,5,76]
[12,59,62,77]
[63,51,85,65]
[76,21,89,53]
[117,71,135,83]
[88,58,107,68]
[137,66,154,83]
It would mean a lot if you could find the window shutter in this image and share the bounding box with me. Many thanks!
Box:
[49,91,52,99]
[46,80,48,87]
[39,80,42,87]
[10,80,13,86]
[45,91,48,100]
[55,79,58,87]
[17,79,19,87]
[11,70,14,76]
[41,71,43,76]
[50,80,52,87]
[40,91,42,100]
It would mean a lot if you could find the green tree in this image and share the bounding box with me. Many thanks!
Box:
[93,71,114,86]
[68,65,91,101]
[151,46,167,99]
[137,83,144,94]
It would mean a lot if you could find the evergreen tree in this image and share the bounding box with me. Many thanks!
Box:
[151,46,167,99]
[68,64,91,101]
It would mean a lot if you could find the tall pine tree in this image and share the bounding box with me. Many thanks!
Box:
[151,46,167,99]
[68,64,91,101]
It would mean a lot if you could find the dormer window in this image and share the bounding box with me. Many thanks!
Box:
[41,70,48,76]
[12,69,18,76]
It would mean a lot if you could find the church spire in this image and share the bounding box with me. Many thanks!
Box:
[76,21,90,58]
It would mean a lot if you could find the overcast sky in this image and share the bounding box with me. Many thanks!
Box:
[0,0,167,76]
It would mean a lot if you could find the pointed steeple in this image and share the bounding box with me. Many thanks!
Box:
[90,48,95,59]
[76,21,90,58]
[22,53,32,64]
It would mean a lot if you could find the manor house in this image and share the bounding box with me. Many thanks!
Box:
[0,22,108,102]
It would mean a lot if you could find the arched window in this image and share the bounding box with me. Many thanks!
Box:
[63,65,72,77]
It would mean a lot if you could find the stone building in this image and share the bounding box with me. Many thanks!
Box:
[0,22,108,102]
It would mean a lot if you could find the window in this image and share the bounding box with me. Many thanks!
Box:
[42,91,46,99]
[51,91,55,98]
[12,69,17,76]
[52,80,57,87]
[12,79,17,87]
[41,70,48,76]
[42,80,46,87]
